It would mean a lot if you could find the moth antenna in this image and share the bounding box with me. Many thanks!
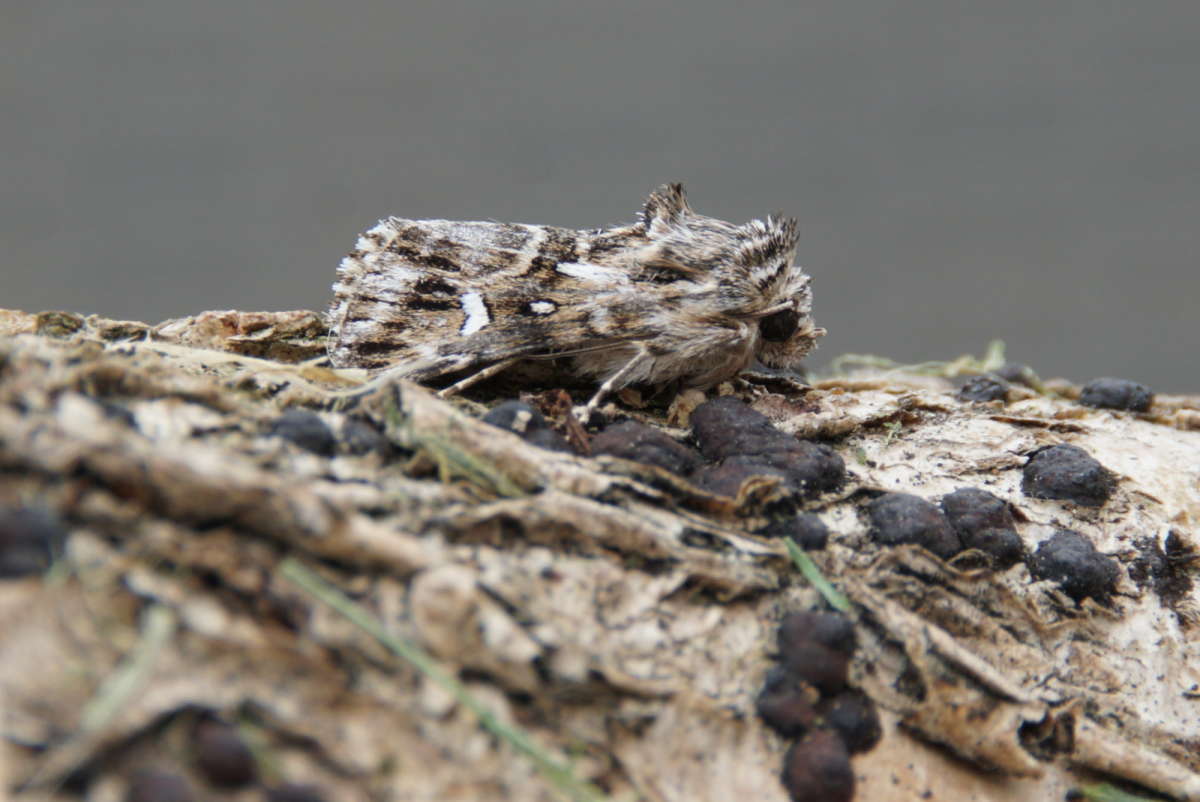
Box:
[641,182,691,232]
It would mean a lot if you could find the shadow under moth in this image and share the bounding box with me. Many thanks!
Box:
[327,183,824,414]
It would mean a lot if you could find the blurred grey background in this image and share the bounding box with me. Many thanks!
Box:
[4,1,1198,389]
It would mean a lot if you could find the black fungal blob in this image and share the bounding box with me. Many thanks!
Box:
[759,513,830,551]
[750,445,845,498]
[940,487,1015,533]
[691,396,797,457]
[482,400,572,452]
[125,769,195,802]
[340,417,390,457]
[940,488,1023,568]
[965,528,1025,569]
[270,409,336,457]
[690,397,845,497]
[819,691,883,754]
[0,507,67,579]
[591,420,702,476]
[192,720,258,790]
[768,611,858,696]
[780,641,850,697]
[756,666,820,736]
[1079,377,1154,412]
[1022,444,1115,507]
[265,784,329,802]
[958,373,1010,402]
[689,459,793,498]
[778,611,857,657]
[781,730,855,802]
[1030,529,1120,602]
[866,493,962,559]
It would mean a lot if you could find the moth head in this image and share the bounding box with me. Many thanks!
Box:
[639,184,825,368]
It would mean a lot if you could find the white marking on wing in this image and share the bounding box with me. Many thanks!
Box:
[555,262,628,284]
[530,301,556,315]
[459,291,490,335]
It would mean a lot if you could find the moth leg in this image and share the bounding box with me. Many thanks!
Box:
[580,347,652,420]
[437,357,521,399]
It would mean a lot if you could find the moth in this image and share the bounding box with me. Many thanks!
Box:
[327,183,824,413]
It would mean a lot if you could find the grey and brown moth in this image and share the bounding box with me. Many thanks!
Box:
[327,184,824,412]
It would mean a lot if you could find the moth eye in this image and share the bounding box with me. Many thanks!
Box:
[759,308,800,342]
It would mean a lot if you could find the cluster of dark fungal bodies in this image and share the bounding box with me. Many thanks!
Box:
[471,382,1145,800]
[862,443,1121,603]
[486,395,845,542]
[757,610,880,802]
[958,370,1155,412]
[480,391,1127,601]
